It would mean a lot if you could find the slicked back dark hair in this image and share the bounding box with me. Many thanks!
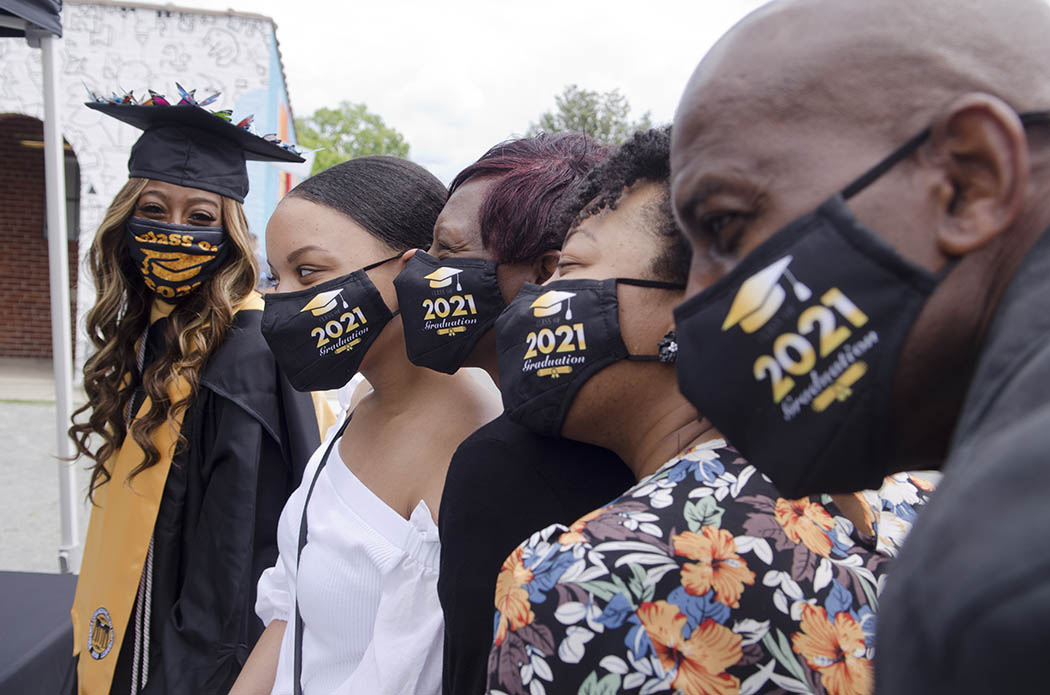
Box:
[449,133,609,264]
[551,126,691,284]
[290,155,446,252]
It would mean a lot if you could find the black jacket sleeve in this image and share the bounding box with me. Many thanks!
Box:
[950,580,1050,692]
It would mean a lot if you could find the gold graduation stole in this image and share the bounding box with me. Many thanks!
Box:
[71,294,266,694]
[312,391,338,439]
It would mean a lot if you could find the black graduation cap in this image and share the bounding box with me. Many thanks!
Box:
[87,100,304,203]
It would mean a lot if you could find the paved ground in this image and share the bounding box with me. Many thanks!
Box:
[0,357,89,573]
[0,358,71,402]
[0,399,91,574]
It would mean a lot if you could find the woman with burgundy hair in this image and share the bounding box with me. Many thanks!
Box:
[392,133,636,695]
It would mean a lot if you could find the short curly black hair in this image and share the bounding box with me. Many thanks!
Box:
[549,126,691,284]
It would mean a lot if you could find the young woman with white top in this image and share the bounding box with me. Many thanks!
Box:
[229,156,502,695]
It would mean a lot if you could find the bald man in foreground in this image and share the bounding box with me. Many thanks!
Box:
[669,0,1050,692]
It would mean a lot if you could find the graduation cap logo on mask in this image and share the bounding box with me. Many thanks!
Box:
[300,289,349,317]
[86,85,305,203]
[424,267,464,290]
[530,290,575,320]
[721,255,812,334]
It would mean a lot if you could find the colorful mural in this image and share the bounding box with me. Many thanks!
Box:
[0,1,299,369]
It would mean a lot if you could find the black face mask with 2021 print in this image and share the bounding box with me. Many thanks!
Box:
[125,217,228,300]
[496,277,683,437]
[667,114,1050,497]
[393,250,506,374]
[261,255,399,392]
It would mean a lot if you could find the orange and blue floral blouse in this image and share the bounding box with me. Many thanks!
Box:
[485,438,933,695]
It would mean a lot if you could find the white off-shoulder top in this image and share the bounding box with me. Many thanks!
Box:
[256,426,443,695]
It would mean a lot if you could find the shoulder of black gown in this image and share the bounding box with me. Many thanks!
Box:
[199,307,321,485]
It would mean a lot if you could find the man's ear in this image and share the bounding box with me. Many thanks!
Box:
[532,250,560,284]
[927,93,1029,256]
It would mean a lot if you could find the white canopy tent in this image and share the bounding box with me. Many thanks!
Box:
[0,0,79,573]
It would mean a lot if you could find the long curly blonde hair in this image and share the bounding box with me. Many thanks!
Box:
[69,177,258,500]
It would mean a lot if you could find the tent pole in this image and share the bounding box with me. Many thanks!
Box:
[41,34,80,574]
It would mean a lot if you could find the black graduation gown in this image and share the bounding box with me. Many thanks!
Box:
[107,308,322,695]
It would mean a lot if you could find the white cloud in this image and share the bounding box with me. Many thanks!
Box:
[174,0,766,182]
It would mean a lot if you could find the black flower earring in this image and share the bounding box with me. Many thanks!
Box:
[657,330,678,364]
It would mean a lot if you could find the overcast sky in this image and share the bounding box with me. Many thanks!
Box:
[175,0,767,183]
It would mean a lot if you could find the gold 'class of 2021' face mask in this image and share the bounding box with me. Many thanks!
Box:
[125,217,228,300]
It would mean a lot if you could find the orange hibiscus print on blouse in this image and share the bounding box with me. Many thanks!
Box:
[638,600,742,695]
[909,474,936,492]
[558,506,607,545]
[673,527,756,608]
[492,546,534,646]
[775,497,836,557]
[792,604,873,695]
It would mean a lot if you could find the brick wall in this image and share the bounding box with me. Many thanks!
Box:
[0,115,78,359]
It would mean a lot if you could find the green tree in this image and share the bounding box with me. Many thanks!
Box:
[295,101,410,175]
[527,84,653,145]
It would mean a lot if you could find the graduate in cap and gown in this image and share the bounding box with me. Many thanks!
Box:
[68,87,334,695]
